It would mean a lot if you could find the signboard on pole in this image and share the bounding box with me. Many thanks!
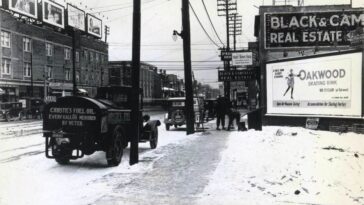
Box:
[264,10,364,49]
[218,70,256,82]
[232,52,253,66]
[220,50,232,61]
[266,52,362,118]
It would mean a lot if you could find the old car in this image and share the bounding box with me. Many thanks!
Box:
[164,97,204,130]
[0,102,24,121]
[19,98,44,119]
[43,86,160,166]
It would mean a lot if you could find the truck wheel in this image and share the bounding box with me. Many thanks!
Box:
[150,128,158,149]
[107,129,123,167]
[55,157,70,165]
[174,125,178,128]
[166,124,170,131]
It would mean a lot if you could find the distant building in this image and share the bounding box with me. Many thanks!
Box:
[108,61,162,102]
[0,10,108,102]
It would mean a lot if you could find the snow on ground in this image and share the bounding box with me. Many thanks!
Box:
[198,126,364,205]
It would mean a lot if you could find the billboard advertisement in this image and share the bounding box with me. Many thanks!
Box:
[8,0,37,19]
[87,14,102,38]
[42,0,64,29]
[264,10,364,49]
[232,52,253,66]
[67,4,85,31]
[266,52,362,117]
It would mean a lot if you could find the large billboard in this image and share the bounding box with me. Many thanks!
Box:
[8,0,37,19]
[86,14,102,38]
[264,10,364,49]
[266,52,362,118]
[42,0,64,29]
[67,4,85,31]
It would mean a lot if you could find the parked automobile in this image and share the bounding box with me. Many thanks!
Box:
[0,102,24,121]
[19,98,44,119]
[164,97,204,130]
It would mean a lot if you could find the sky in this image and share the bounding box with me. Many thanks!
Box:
[62,0,363,88]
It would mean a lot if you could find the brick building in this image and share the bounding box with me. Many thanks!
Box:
[108,61,162,103]
[0,10,108,102]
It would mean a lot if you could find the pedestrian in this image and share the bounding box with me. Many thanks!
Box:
[227,100,241,131]
[216,95,228,130]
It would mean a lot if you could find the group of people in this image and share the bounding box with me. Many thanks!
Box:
[215,95,241,131]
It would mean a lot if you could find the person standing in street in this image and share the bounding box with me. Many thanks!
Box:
[227,100,241,131]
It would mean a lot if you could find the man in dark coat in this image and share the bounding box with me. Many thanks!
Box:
[216,95,229,130]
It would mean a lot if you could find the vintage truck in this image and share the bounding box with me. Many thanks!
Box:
[43,86,160,166]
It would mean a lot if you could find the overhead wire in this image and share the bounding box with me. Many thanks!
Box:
[201,0,225,47]
[189,3,221,48]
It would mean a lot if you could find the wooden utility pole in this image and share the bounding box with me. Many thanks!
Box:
[130,0,141,165]
[72,30,78,95]
[182,0,195,135]
[30,53,34,97]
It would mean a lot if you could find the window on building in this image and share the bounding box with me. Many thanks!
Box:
[1,59,11,75]
[64,48,71,60]
[96,53,99,62]
[46,43,53,56]
[1,31,11,48]
[84,50,88,62]
[75,51,80,62]
[65,69,71,81]
[90,52,93,62]
[46,66,52,78]
[23,37,31,52]
[24,63,31,77]
[76,71,80,82]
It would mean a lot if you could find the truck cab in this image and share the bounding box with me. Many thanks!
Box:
[43,86,160,166]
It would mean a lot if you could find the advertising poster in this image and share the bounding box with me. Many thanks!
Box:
[264,11,364,49]
[232,52,253,66]
[9,0,37,19]
[67,4,85,31]
[42,0,64,29]
[87,14,102,38]
[266,52,362,117]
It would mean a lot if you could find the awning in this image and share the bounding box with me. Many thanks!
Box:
[162,87,175,91]
[0,88,4,95]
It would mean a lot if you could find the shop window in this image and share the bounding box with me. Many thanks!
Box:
[1,59,11,75]
[1,31,11,48]
[24,63,31,77]
[23,37,31,52]
[46,43,53,56]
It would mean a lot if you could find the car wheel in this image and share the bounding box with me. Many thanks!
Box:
[55,157,70,165]
[166,124,170,131]
[174,125,178,128]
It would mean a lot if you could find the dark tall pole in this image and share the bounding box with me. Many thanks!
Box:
[72,30,77,95]
[130,0,141,165]
[182,0,195,135]
[224,0,230,100]
[233,14,237,51]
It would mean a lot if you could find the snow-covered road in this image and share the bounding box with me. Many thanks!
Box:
[0,114,363,205]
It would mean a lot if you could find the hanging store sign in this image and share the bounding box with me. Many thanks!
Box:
[67,4,85,31]
[220,50,232,61]
[7,0,37,19]
[266,52,362,118]
[264,10,364,49]
[42,0,65,29]
[218,70,256,82]
[232,52,253,66]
